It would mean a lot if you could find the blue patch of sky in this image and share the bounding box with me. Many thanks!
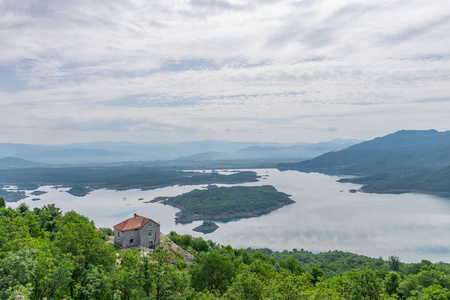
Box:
[102,91,305,108]
[414,97,450,103]
[302,56,327,62]
[59,57,269,82]
[153,57,269,74]
[0,58,34,92]
[395,53,449,62]
[413,54,449,61]
[405,246,450,255]
[381,16,450,45]
[157,58,220,72]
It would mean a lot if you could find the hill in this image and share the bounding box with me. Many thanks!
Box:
[0,157,50,169]
[176,139,360,162]
[278,130,450,194]
[2,203,450,299]
[0,139,360,165]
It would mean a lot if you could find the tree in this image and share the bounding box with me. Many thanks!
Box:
[33,204,62,233]
[331,267,383,300]
[384,271,401,296]
[190,250,239,294]
[260,268,312,299]
[80,264,109,299]
[279,257,304,275]
[414,284,450,300]
[0,197,5,208]
[0,247,37,299]
[114,250,144,300]
[223,267,263,300]
[53,210,115,299]
[398,268,450,299]
[150,248,191,300]
[310,267,325,284]
[388,256,400,272]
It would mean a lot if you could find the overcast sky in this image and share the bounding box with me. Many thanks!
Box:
[1,0,449,144]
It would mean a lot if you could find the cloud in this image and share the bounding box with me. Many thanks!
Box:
[381,16,450,45]
[0,0,449,143]
[414,97,450,103]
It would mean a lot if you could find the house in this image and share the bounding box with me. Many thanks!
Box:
[113,213,160,249]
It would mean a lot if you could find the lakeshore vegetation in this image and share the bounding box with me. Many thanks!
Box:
[0,166,259,202]
[1,200,450,300]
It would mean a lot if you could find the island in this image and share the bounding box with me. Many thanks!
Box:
[30,190,47,196]
[153,185,295,223]
[193,221,219,234]
[67,186,93,197]
[0,189,26,202]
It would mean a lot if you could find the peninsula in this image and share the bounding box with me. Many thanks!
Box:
[0,166,260,202]
[278,130,450,195]
[153,185,295,223]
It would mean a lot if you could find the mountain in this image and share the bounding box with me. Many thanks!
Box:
[0,139,360,165]
[22,148,138,164]
[278,130,450,194]
[176,139,361,162]
[0,157,50,169]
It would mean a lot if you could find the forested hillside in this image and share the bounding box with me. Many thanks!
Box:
[1,200,449,299]
[278,130,450,194]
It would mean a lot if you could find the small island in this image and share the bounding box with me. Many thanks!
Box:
[31,190,47,196]
[154,185,295,223]
[193,221,219,234]
[67,186,93,197]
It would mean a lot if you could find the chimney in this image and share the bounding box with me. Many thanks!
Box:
[134,213,137,217]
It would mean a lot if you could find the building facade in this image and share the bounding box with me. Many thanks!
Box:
[113,214,160,249]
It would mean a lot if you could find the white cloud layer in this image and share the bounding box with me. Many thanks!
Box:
[1,0,449,143]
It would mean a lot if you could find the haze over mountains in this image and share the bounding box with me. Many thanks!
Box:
[0,139,360,166]
[279,129,450,194]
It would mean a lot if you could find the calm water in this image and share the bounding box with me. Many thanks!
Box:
[7,169,450,263]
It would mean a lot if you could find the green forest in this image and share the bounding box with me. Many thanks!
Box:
[160,185,294,223]
[1,199,449,300]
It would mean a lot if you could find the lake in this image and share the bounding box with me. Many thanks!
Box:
[7,168,450,263]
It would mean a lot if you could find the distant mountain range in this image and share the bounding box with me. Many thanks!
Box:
[176,139,359,162]
[0,139,360,166]
[278,129,450,194]
[0,157,50,169]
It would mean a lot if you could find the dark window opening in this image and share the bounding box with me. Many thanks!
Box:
[130,239,133,244]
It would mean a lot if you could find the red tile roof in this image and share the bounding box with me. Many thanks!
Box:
[114,214,157,231]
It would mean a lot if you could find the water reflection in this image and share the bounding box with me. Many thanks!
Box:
[7,169,450,263]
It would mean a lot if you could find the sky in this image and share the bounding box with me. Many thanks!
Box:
[1,0,449,144]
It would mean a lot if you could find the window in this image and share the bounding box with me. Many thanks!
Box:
[130,239,133,244]
[148,231,152,237]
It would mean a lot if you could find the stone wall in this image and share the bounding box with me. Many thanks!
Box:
[114,228,140,248]
[138,219,160,248]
